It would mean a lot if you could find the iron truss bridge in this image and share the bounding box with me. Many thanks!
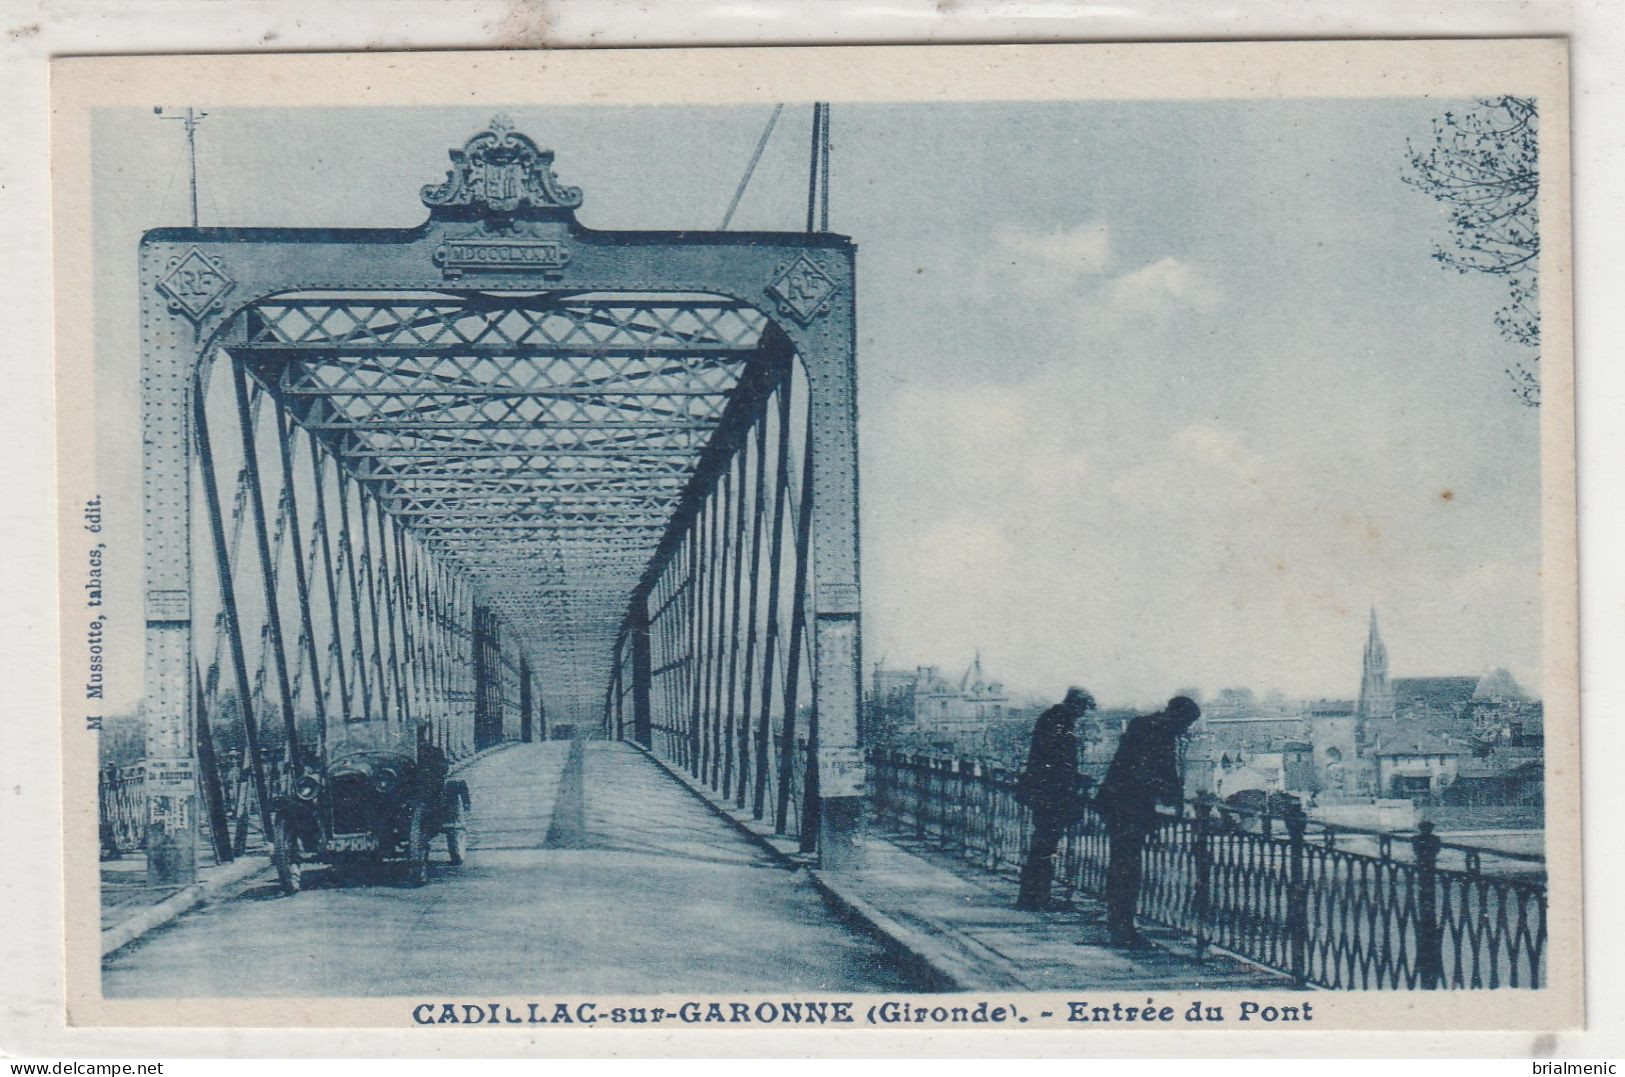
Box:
[138,116,864,882]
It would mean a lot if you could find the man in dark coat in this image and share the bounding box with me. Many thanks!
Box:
[416,723,450,799]
[1015,687,1096,911]
[1093,695,1201,947]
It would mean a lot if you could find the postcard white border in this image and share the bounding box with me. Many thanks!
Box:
[3,2,1621,1058]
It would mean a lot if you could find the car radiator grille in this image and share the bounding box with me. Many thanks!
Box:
[329,775,375,835]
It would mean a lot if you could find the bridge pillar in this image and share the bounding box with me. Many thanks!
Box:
[136,260,223,887]
[800,283,865,872]
[519,658,534,743]
[472,603,501,749]
[631,593,653,748]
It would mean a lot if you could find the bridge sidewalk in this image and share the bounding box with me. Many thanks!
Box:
[636,745,1293,993]
[810,832,1294,992]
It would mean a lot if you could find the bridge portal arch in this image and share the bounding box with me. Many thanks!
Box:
[138,116,864,883]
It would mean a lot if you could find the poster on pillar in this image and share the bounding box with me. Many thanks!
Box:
[49,41,1579,1039]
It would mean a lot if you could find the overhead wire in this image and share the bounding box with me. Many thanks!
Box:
[720,104,784,231]
[154,121,187,227]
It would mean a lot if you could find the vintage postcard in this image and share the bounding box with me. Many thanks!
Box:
[51,40,1578,1036]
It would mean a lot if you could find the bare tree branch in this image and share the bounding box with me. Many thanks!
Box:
[1404,96,1541,406]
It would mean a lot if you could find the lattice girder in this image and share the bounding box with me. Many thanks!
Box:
[248,297,770,353]
[142,118,861,876]
[220,289,794,741]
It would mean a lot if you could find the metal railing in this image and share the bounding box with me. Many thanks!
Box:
[868,750,1548,990]
[98,764,146,857]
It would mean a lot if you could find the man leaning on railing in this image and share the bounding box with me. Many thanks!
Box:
[1014,686,1097,911]
[1093,695,1202,949]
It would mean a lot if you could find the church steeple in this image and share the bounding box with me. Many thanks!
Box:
[1358,607,1396,721]
[961,650,985,694]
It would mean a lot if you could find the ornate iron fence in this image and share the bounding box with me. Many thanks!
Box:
[98,764,146,857]
[868,750,1547,990]
[99,757,266,862]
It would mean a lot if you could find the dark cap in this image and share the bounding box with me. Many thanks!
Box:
[1063,686,1097,712]
[1166,695,1201,726]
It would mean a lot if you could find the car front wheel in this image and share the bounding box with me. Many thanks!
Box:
[404,801,429,887]
[446,826,467,866]
[271,813,303,895]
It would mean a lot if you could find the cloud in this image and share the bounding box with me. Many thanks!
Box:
[909,517,1020,584]
[866,400,1538,704]
[1171,423,1265,484]
[1108,423,1273,508]
[994,221,1112,280]
[1106,256,1220,315]
[982,223,1220,334]
[880,382,1091,495]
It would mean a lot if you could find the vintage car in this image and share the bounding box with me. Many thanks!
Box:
[268,723,470,893]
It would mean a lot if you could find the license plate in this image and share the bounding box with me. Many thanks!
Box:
[325,834,376,854]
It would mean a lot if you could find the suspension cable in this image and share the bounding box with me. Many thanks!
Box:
[721,103,784,231]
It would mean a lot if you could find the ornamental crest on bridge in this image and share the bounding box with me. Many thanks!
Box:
[156,247,234,321]
[420,114,584,220]
[422,115,583,277]
[767,255,838,325]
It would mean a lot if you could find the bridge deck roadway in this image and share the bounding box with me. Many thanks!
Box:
[102,740,916,997]
[103,739,1289,998]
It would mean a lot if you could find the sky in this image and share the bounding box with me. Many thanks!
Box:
[90,98,1544,713]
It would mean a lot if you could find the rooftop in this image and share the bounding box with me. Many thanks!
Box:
[1392,677,1480,711]
[1374,734,1466,758]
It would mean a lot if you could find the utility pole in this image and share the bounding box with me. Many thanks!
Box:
[804,102,833,233]
[156,106,206,226]
[185,107,199,227]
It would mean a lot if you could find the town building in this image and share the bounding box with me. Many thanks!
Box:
[1307,699,1364,796]
[1191,741,1318,799]
[1300,609,1542,806]
[1357,607,1397,721]
[1373,733,1466,798]
[867,653,1009,748]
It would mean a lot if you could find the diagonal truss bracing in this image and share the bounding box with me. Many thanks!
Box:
[228,290,781,732]
[139,117,862,886]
